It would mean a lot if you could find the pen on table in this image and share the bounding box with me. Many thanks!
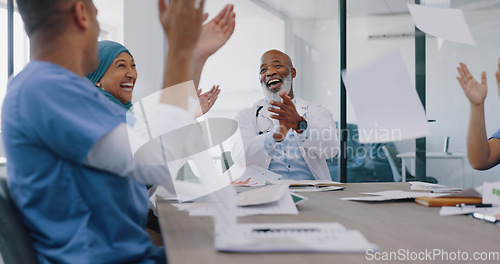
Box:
[456,203,493,208]
[430,189,460,193]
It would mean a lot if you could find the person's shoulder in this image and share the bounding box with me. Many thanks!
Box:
[11,61,90,94]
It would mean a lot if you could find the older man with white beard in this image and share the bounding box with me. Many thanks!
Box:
[231,50,339,180]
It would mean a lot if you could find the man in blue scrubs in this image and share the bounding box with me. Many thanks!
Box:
[2,0,234,263]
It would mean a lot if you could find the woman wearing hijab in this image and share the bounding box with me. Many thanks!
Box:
[86,40,221,246]
[87,40,220,113]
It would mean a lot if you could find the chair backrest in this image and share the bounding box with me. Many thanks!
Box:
[0,177,38,264]
[381,145,402,182]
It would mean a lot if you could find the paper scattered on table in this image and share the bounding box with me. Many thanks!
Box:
[482,181,500,205]
[440,187,482,198]
[341,50,429,143]
[173,185,298,216]
[225,165,281,186]
[407,4,476,46]
[289,185,345,193]
[236,190,298,216]
[268,179,345,192]
[409,181,462,193]
[268,179,344,186]
[342,190,445,201]
[237,184,288,206]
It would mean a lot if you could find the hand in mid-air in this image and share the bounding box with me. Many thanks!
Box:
[158,0,205,54]
[197,85,221,117]
[268,91,302,141]
[196,4,236,60]
[457,62,487,106]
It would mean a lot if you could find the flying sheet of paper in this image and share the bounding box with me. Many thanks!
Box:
[407,4,476,46]
[342,50,429,143]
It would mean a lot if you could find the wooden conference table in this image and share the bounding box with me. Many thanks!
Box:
[157,183,499,264]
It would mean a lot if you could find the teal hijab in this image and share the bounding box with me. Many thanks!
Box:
[86,40,134,110]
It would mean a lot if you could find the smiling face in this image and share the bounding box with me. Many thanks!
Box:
[97,52,137,104]
[259,50,296,102]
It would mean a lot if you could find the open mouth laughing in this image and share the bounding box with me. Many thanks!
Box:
[267,78,282,91]
[120,82,134,92]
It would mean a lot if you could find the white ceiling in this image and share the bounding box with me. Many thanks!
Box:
[251,0,500,19]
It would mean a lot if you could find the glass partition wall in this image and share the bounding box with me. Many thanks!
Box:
[233,0,500,187]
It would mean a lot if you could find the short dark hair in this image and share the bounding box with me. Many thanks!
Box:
[16,0,79,37]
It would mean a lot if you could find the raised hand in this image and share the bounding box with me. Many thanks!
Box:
[198,85,221,115]
[457,62,487,106]
[195,4,236,60]
[158,0,205,54]
[268,91,303,141]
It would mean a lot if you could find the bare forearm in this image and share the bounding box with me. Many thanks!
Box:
[159,50,194,109]
[467,104,492,169]
[190,50,208,89]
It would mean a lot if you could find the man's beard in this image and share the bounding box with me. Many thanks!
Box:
[261,74,292,103]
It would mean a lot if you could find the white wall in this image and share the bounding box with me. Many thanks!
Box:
[95,0,124,42]
[124,0,165,102]
[198,0,285,119]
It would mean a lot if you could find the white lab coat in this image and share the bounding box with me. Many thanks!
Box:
[231,97,339,180]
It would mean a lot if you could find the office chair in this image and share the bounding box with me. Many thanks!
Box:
[0,177,39,264]
[381,145,438,184]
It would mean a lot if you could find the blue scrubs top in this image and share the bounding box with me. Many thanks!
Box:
[490,128,500,139]
[1,61,164,263]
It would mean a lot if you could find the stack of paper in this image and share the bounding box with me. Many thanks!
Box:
[409,182,462,193]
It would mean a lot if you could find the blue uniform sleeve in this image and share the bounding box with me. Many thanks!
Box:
[19,74,124,164]
[490,128,500,140]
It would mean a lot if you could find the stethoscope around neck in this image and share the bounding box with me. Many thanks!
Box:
[255,105,273,135]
